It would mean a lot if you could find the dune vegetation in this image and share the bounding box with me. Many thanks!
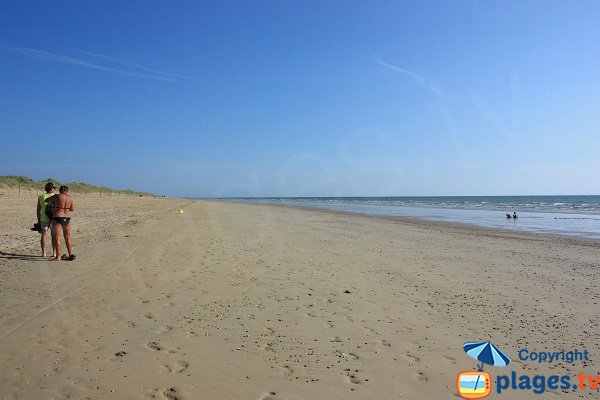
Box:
[0,175,152,196]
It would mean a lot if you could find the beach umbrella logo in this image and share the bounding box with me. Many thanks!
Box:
[463,341,511,371]
[456,341,511,399]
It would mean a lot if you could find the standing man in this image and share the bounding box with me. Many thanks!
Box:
[36,181,55,258]
[46,185,75,261]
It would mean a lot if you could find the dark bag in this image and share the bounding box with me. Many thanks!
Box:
[45,203,55,219]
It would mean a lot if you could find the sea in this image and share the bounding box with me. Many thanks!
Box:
[222,196,600,240]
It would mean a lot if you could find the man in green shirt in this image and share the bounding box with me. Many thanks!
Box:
[36,182,55,258]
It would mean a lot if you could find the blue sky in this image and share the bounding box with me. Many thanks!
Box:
[1,1,598,197]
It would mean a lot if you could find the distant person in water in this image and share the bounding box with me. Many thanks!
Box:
[46,185,75,261]
[513,212,518,219]
[506,212,518,219]
[36,181,56,258]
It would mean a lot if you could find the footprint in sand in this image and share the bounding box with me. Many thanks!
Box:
[258,392,278,400]
[145,313,155,320]
[347,376,361,385]
[161,361,189,373]
[261,343,276,353]
[344,370,361,385]
[278,365,293,377]
[442,355,456,364]
[162,387,180,400]
[261,327,275,336]
[125,321,136,328]
[146,341,162,351]
[415,371,428,382]
[156,325,173,333]
[379,340,391,347]
[363,326,377,334]
[113,351,128,358]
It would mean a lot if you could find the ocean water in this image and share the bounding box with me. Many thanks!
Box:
[223,196,600,240]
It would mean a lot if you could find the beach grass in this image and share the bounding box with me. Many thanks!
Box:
[0,175,152,196]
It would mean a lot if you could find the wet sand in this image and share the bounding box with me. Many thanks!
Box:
[0,190,598,399]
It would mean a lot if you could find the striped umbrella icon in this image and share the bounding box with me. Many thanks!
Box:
[463,341,511,393]
[463,341,511,371]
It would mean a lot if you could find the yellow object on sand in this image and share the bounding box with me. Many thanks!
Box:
[179,209,184,214]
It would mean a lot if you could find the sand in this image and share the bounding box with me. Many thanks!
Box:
[0,189,598,399]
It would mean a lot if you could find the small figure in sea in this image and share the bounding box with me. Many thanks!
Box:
[46,185,75,261]
[513,212,518,219]
[506,213,511,219]
[506,212,518,219]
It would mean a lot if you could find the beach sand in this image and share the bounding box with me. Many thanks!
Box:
[0,190,598,399]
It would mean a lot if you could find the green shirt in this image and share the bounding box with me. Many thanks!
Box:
[38,193,54,222]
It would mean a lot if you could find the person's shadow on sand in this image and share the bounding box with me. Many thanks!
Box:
[0,251,48,262]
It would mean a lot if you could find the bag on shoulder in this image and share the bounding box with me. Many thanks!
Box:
[45,203,55,219]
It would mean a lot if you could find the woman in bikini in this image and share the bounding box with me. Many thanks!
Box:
[46,185,75,261]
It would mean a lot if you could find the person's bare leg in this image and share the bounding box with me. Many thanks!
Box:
[41,229,47,257]
[52,223,62,261]
[50,224,56,258]
[45,225,56,258]
[63,223,73,257]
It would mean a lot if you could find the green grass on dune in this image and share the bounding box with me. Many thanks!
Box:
[0,176,153,196]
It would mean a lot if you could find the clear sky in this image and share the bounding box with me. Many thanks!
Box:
[1,1,598,197]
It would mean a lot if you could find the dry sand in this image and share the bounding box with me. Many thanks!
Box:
[0,189,598,399]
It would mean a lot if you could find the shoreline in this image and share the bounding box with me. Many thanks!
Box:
[216,199,600,246]
[1,195,598,399]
